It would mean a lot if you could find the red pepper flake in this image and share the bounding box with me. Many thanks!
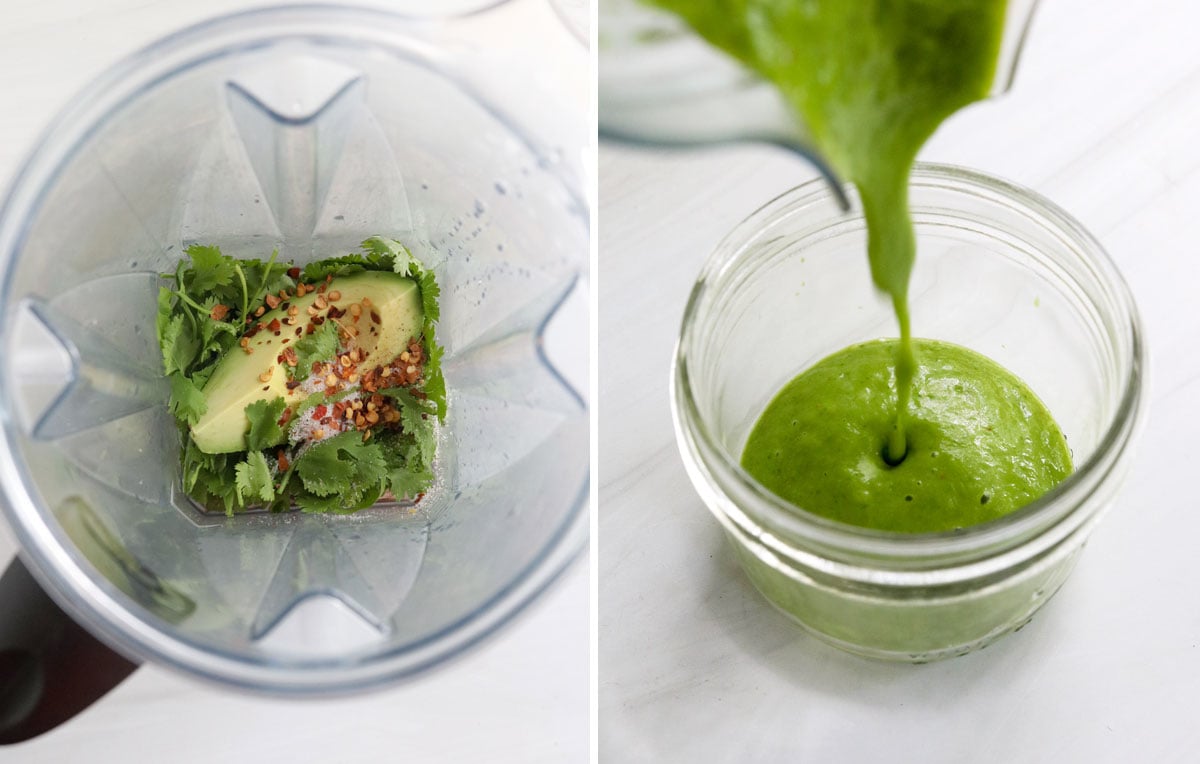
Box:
[277,450,290,471]
[281,338,290,345]
[305,324,315,335]
[313,404,328,420]
[268,318,282,332]
[286,380,301,390]
[370,311,381,325]
[287,266,301,279]
[278,408,293,426]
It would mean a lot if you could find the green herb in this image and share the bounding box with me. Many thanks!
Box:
[289,319,339,381]
[158,239,446,516]
[167,372,206,425]
[156,244,293,378]
[235,451,275,505]
[376,387,439,497]
[244,397,287,451]
[294,431,386,504]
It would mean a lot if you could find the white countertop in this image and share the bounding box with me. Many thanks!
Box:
[600,0,1200,761]
[0,1,589,762]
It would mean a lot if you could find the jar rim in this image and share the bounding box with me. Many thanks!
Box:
[673,162,1146,567]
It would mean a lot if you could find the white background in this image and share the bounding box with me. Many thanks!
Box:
[0,0,589,762]
[601,0,1200,761]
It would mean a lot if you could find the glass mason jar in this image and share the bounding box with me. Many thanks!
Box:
[671,163,1145,662]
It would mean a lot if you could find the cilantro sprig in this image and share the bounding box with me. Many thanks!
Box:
[158,239,445,516]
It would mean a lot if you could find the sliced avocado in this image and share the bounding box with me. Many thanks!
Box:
[190,271,423,454]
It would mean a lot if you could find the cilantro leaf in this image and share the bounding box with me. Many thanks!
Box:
[168,372,207,425]
[389,460,434,499]
[235,451,275,506]
[420,334,447,421]
[290,319,340,380]
[156,287,175,350]
[294,432,388,507]
[294,490,346,513]
[374,429,434,499]
[184,244,236,293]
[351,480,386,511]
[295,435,358,496]
[360,236,417,277]
[349,438,388,479]
[180,436,205,494]
[244,397,288,451]
[375,390,437,499]
[381,387,437,461]
[418,269,441,324]
[300,256,373,282]
[198,296,239,357]
[299,237,400,282]
[161,313,199,376]
[409,263,445,421]
[194,452,240,515]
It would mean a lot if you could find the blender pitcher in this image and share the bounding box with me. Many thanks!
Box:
[0,3,588,740]
[598,0,1041,204]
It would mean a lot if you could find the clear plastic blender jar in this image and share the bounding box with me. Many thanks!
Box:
[0,2,589,733]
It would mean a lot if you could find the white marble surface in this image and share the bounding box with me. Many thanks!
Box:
[0,0,589,761]
[600,0,1200,761]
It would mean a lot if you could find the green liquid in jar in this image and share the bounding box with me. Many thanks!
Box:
[740,339,1071,534]
[649,0,1072,528]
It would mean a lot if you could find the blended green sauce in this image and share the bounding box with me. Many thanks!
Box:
[650,1,1073,530]
[741,340,1071,533]
[649,0,1007,459]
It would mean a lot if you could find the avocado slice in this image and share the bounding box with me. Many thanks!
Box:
[190,271,423,454]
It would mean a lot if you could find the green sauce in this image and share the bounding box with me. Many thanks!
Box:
[741,340,1071,534]
[650,0,1071,530]
[649,0,1007,459]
